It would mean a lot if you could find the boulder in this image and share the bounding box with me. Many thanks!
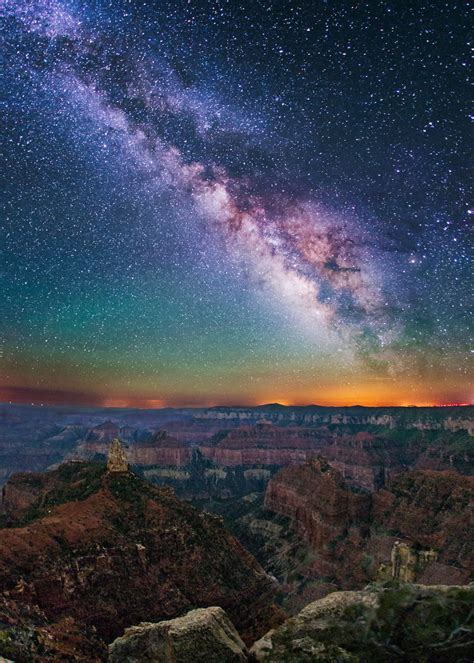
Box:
[108,606,248,662]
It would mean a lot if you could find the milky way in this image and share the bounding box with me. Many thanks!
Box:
[2,0,472,406]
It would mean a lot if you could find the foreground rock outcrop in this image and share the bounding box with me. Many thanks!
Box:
[109,606,248,662]
[251,582,474,662]
[0,462,283,661]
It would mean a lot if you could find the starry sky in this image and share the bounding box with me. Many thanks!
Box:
[1,0,472,407]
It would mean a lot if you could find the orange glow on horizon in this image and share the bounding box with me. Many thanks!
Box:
[1,384,472,409]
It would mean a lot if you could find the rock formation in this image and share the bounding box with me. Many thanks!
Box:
[0,596,106,662]
[196,404,474,435]
[106,438,129,473]
[373,469,474,576]
[250,583,474,661]
[75,431,193,469]
[264,457,371,550]
[389,541,438,582]
[109,607,248,662]
[128,431,193,467]
[3,581,473,662]
[199,424,329,467]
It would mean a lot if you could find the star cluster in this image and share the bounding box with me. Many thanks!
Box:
[1,0,472,407]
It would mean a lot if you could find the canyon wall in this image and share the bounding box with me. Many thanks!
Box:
[195,405,474,434]
[264,459,473,590]
[1,404,472,494]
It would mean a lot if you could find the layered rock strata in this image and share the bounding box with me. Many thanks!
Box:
[264,459,473,588]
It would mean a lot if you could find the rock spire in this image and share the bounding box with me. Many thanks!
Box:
[107,438,129,473]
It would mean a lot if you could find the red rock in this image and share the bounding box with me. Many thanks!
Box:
[74,431,193,467]
[0,462,284,653]
[127,432,193,467]
[265,458,370,550]
[264,460,473,590]
[374,469,474,572]
[200,425,329,467]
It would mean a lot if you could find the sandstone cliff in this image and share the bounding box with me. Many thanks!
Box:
[264,458,370,550]
[264,459,473,590]
[374,469,474,576]
[199,424,329,468]
[128,433,193,467]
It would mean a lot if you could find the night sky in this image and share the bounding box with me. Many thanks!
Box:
[2,0,472,407]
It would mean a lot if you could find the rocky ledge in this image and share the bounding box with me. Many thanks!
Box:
[251,582,474,662]
[109,606,248,662]
[108,583,474,662]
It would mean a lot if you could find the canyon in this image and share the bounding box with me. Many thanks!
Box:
[0,403,472,660]
[1,404,472,494]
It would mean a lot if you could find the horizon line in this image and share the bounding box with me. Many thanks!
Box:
[1,400,472,410]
